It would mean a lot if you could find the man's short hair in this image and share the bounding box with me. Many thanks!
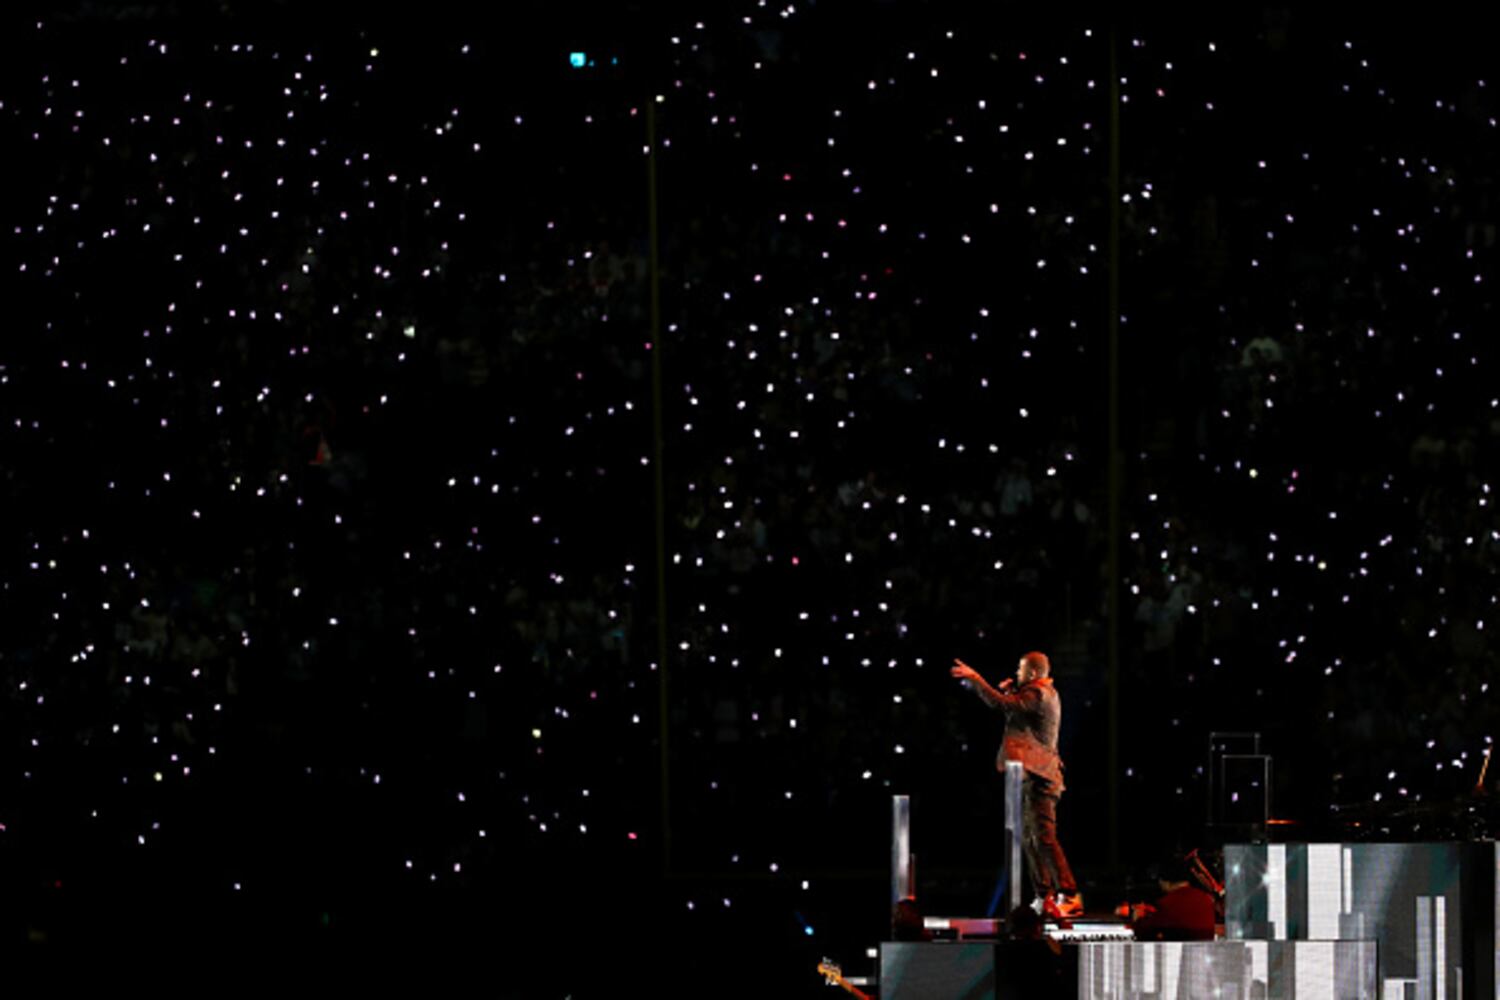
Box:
[1022,651,1051,676]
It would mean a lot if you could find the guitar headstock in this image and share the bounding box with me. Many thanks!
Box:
[817,959,872,1000]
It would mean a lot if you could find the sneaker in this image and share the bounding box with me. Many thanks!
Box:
[1040,895,1071,926]
[1055,892,1085,918]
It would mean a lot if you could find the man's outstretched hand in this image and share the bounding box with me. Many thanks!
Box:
[951,659,981,683]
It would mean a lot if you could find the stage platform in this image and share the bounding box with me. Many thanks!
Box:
[864,841,1497,998]
[876,799,1496,996]
[880,938,1380,999]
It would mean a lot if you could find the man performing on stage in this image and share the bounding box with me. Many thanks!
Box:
[951,651,1082,920]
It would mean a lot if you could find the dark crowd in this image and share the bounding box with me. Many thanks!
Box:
[1,0,1497,990]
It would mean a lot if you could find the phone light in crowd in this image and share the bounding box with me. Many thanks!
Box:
[568,52,619,69]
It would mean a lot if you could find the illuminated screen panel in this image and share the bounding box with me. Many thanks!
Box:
[1075,941,1377,999]
[881,942,996,1000]
[1226,843,1477,999]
